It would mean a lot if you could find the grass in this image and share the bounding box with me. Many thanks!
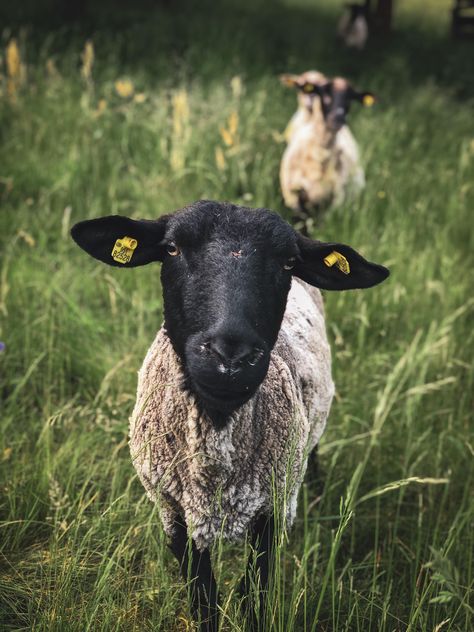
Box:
[0,0,473,629]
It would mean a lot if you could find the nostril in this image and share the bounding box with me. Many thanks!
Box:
[208,338,231,363]
[246,348,264,366]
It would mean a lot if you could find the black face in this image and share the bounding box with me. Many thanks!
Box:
[71,200,389,421]
[299,79,376,132]
[160,202,298,414]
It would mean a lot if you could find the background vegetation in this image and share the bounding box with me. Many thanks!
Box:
[0,0,473,629]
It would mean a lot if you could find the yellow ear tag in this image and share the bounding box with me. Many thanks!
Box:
[324,251,350,274]
[363,94,375,107]
[303,83,314,93]
[111,236,138,264]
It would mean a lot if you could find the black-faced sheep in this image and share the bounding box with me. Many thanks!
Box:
[71,200,389,631]
[280,72,376,223]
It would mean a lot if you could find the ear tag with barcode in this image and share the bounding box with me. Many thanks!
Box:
[111,236,138,264]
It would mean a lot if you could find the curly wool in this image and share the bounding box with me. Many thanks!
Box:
[129,279,334,551]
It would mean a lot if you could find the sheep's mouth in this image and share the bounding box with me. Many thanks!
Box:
[192,379,256,412]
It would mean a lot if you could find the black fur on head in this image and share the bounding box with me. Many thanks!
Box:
[71,200,389,421]
[301,76,376,131]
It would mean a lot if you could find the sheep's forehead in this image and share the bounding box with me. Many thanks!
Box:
[299,70,327,85]
[332,77,351,92]
[165,202,297,253]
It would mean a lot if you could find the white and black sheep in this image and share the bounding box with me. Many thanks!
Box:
[337,2,370,50]
[280,72,376,222]
[71,200,389,631]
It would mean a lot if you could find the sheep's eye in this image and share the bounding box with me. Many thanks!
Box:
[166,242,180,256]
[283,257,296,271]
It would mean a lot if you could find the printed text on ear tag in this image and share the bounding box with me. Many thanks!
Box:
[111,236,138,264]
[363,94,375,107]
[324,251,350,274]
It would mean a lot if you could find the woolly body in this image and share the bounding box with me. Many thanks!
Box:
[130,278,334,551]
[337,12,369,50]
[280,104,365,211]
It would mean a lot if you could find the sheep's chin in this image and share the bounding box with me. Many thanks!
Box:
[192,379,257,416]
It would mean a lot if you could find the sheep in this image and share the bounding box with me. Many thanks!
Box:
[280,72,376,225]
[337,2,370,50]
[71,200,389,632]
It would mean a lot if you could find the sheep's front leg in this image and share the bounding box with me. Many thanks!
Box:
[169,516,219,632]
[238,514,275,629]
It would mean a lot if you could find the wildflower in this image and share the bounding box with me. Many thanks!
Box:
[215,146,227,171]
[0,341,5,353]
[6,39,22,100]
[220,127,233,147]
[220,111,239,147]
[115,79,134,98]
[228,111,239,137]
[377,190,386,199]
[81,40,94,83]
[134,92,146,104]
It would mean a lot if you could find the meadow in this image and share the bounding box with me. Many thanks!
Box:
[0,0,473,629]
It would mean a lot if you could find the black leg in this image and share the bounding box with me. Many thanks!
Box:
[238,514,275,630]
[168,516,219,632]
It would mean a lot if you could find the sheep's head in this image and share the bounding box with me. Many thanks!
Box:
[310,76,376,131]
[282,71,376,130]
[71,201,388,418]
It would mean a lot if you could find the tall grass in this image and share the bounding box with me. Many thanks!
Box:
[1,0,473,629]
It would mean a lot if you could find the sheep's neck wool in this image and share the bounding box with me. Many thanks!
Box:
[129,279,335,550]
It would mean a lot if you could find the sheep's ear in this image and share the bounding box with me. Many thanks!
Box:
[293,234,389,290]
[71,215,169,267]
[280,74,301,88]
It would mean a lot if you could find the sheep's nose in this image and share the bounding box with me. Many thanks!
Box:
[208,336,264,368]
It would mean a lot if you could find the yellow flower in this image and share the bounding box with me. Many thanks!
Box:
[115,79,134,98]
[228,111,239,137]
[220,127,233,147]
[6,39,20,79]
[81,40,94,82]
[215,146,227,171]
[6,39,22,100]
[377,190,386,199]
[134,92,146,103]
